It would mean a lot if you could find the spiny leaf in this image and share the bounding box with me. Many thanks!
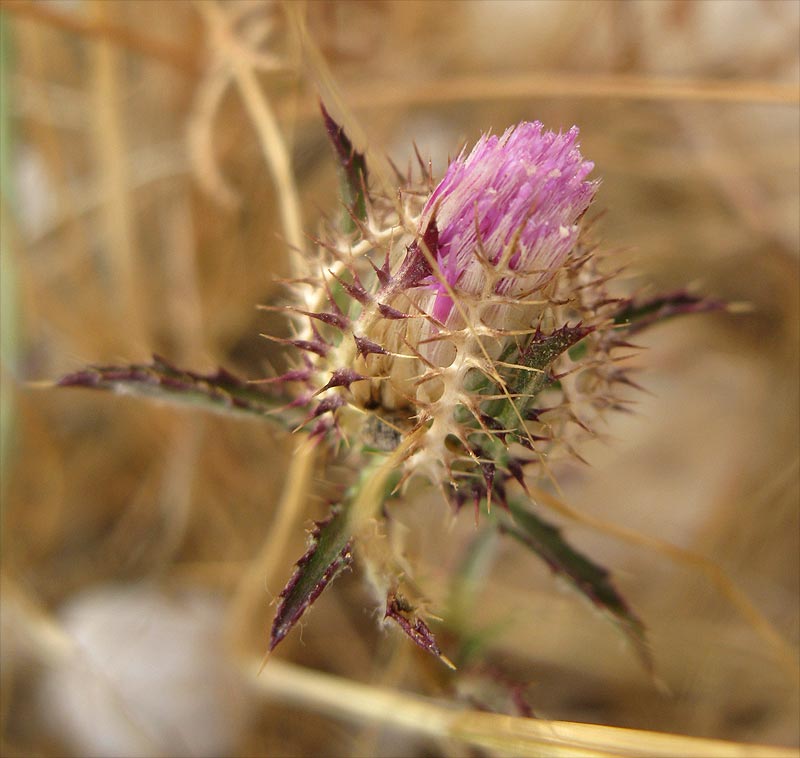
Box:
[320,101,369,227]
[269,506,353,651]
[385,591,455,669]
[518,324,595,375]
[57,355,293,427]
[493,324,593,434]
[502,499,652,673]
[613,290,725,334]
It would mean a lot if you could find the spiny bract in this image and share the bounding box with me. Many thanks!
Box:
[275,120,631,511]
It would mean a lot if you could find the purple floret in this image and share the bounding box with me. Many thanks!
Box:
[418,122,597,323]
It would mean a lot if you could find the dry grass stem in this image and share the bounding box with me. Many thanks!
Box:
[528,483,800,679]
[250,658,799,758]
[227,435,318,656]
[198,0,305,267]
[0,0,198,74]
[283,2,396,199]
[88,0,147,352]
[342,72,800,112]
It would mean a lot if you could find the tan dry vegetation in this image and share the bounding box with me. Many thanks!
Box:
[0,1,798,756]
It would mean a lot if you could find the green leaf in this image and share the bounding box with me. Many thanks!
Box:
[0,14,18,485]
[503,499,652,673]
[516,325,594,377]
[269,506,353,651]
[320,101,369,228]
[56,355,293,427]
[493,324,594,434]
[613,290,724,334]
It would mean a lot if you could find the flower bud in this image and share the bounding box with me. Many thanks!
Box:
[285,121,606,497]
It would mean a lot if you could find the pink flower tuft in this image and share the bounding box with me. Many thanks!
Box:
[418,122,597,323]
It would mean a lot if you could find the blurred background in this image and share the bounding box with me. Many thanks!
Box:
[0,1,798,756]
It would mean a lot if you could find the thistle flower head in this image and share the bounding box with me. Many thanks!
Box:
[284,119,613,497]
[417,122,596,326]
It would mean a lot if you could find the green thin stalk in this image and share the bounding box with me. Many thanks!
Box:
[0,11,18,492]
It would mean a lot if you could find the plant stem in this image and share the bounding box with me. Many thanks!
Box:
[197,1,305,271]
[247,657,798,758]
[347,428,423,530]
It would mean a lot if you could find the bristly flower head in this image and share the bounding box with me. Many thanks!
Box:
[417,122,596,326]
[261,115,666,665]
[282,118,616,500]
